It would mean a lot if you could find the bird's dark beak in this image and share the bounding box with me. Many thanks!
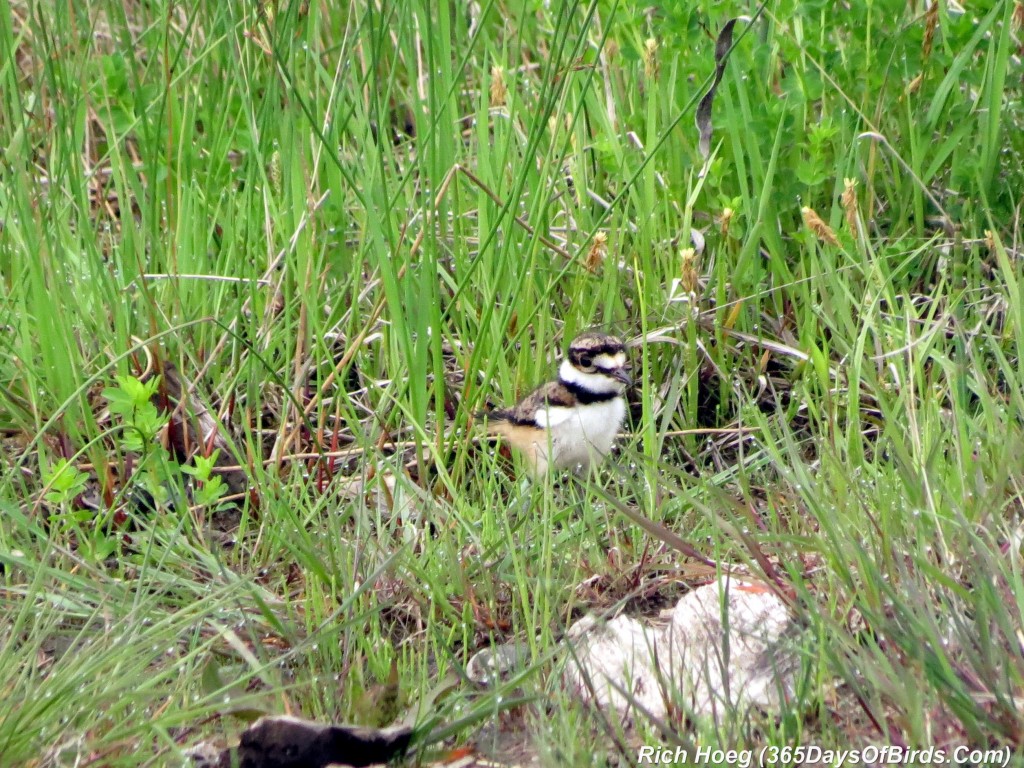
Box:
[612,367,632,386]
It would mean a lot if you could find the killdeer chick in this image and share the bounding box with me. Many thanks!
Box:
[486,332,631,477]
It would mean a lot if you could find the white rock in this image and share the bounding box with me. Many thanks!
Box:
[562,614,668,721]
[563,578,798,723]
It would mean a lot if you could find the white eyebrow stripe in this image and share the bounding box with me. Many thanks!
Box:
[593,352,625,369]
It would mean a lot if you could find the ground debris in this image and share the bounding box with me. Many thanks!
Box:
[206,715,413,768]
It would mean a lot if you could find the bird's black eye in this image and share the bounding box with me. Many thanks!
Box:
[579,354,593,368]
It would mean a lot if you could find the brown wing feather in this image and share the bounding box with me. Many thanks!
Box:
[488,381,578,427]
[484,381,582,477]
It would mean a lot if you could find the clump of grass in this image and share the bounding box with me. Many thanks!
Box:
[1,0,1023,764]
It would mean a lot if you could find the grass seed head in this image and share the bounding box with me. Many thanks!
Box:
[719,207,734,239]
[842,178,859,234]
[680,247,699,294]
[490,66,507,107]
[643,38,659,80]
[585,231,608,274]
[923,1,939,59]
[802,206,840,247]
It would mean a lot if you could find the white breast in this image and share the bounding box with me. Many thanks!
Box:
[533,397,626,474]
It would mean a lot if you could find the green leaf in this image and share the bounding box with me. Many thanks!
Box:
[42,459,89,504]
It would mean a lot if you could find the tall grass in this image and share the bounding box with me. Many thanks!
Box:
[1,0,1023,764]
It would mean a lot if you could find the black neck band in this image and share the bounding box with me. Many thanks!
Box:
[560,378,619,405]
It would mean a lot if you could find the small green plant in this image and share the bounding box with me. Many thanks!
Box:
[41,458,89,506]
[102,374,229,515]
[101,374,166,454]
[35,374,174,563]
[41,455,118,564]
[101,372,177,513]
[181,449,229,510]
